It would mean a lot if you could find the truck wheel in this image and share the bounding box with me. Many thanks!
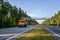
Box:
[24,25,27,27]
[18,25,20,27]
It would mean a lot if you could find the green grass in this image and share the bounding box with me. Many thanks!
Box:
[16,25,56,40]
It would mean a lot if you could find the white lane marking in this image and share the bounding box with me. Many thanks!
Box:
[43,26,60,37]
[0,34,16,36]
[6,25,38,40]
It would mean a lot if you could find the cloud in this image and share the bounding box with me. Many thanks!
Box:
[27,10,43,18]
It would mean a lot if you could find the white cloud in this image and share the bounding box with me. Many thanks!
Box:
[27,10,43,18]
[27,13,37,17]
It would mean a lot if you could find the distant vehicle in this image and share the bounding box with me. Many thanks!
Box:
[18,20,27,27]
[32,22,36,25]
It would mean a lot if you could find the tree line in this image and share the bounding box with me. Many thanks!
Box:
[0,1,38,28]
[42,11,60,26]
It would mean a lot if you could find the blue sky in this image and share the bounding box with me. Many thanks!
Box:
[8,0,60,18]
[7,0,60,24]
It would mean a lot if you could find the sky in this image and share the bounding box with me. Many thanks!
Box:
[8,0,60,24]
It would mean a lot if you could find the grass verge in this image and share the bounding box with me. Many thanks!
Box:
[16,25,56,40]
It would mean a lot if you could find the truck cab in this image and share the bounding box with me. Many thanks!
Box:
[18,20,27,27]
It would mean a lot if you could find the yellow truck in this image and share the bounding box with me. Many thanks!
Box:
[18,20,27,27]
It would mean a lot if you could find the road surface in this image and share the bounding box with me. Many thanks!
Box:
[43,25,60,40]
[0,25,37,40]
[0,25,60,40]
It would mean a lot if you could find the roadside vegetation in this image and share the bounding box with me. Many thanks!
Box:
[16,25,56,40]
[0,1,38,29]
[42,11,60,26]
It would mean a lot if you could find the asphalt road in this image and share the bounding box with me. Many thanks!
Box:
[0,25,37,40]
[0,25,60,40]
[43,25,60,40]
